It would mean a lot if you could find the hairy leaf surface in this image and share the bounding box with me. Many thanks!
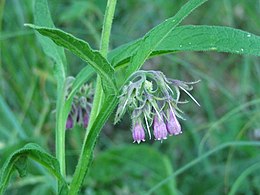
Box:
[109,25,260,68]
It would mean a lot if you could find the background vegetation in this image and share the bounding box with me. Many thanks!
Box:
[1,0,260,194]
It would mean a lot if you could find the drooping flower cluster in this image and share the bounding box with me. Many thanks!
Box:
[114,70,200,143]
[65,77,93,130]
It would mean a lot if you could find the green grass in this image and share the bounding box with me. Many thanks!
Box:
[1,0,260,194]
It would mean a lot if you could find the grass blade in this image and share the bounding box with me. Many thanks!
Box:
[146,141,260,194]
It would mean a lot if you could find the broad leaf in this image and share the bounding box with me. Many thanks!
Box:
[125,0,208,78]
[0,143,68,194]
[24,24,116,95]
[109,25,260,68]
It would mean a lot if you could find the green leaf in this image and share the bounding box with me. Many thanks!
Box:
[34,0,66,83]
[125,0,208,78]
[109,25,260,68]
[14,155,28,178]
[87,145,177,194]
[24,24,116,95]
[33,0,68,181]
[0,143,68,194]
[155,25,260,55]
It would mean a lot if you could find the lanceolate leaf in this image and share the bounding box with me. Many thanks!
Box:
[24,24,116,95]
[125,0,208,78]
[109,25,260,68]
[33,0,68,180]
[34,0,66,83]
[0,143,68,194]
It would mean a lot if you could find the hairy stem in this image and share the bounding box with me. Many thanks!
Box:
[88,0,117,129]
[69,96,118,194]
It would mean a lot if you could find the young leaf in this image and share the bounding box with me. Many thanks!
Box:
[125,0,209,78]
[0,143,68,194]
[24,24,117,95]
[109,25,260,68]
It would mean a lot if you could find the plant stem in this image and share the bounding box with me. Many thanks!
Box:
[87,77,103,132]
[87,0,117,130]
[69,96,118,194]
[69,0,117,193]
[100,0,117,56]
[55,82,66,178]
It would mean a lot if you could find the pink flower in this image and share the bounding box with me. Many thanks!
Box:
[132,122,145,144]
[166,109,182,135]
[153,114,168,140]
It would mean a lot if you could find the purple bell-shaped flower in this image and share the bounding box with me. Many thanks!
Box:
[166,109,182,135]
[153,114,168,141]
[132,122,146,144]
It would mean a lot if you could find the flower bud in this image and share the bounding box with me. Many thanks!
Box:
[66,114,74,129]
[65,78,93,130]
[83,111,89,128]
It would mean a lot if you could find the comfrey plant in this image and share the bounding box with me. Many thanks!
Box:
[114,70,200,143]
[1,0,260,194]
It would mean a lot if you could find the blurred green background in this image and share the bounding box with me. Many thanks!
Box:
[1,0,260,194]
